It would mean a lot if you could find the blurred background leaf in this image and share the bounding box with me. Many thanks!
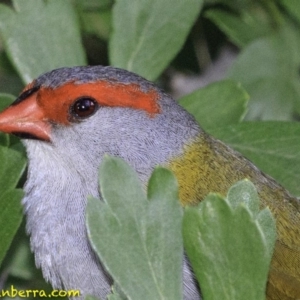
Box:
[109,0,203,80]
[179,79,249,129]
[228,25,300,120]
[0,0,86,83]
[210,122,300,196]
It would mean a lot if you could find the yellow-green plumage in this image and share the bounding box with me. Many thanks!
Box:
[168,133,300,300]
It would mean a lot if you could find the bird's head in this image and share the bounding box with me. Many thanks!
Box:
[0,66,203,298]
[0,66,200,180]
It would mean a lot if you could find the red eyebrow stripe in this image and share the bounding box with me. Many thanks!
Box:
[37,81,161,125]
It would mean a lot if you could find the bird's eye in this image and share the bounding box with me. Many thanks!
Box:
[71,97,98,119]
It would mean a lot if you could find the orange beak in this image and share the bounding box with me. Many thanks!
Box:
[0,94,51,141]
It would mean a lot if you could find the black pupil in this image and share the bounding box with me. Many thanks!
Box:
[73,98,96,118]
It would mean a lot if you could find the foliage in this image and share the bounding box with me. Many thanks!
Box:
[0,0,297,299]
[86,157,276,299]
[183,180,276,300]
[87,157,183,300]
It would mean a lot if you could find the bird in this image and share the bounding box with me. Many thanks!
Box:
[0,65,298,300]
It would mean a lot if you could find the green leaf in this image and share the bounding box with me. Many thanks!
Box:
[183,181,276,300]
[85,296,100,300]
[86,156,183,300]
[109,0,203,80]
[106,284,126,300]
[0,0,86,84]
[179,80,248,130]
[77,0,112,40]
[256,208,277,258]
[79,10,112,40]
[5,233,35,280]
[205,9,272,48]
[107,296,122,300]
[226,179,260,214]
[0,52,24,96]
[0,146,26,195]
[0,94,15,147]
[209,121,300,196]
[228,25,300,120]
[0,93,15,111]
[226,180,276,257]
[203,0,254,10]
[0,188,23,266]
[75,0,112,10]
[107,284,127,300]
[0,145,26,267]
[280,0,300,24]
